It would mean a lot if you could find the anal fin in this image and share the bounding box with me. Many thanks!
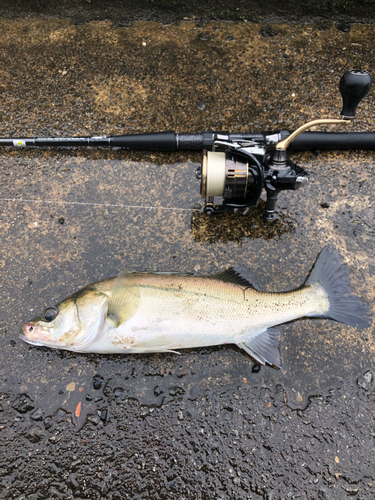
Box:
[135,333,180,354]
[237,327,281,368]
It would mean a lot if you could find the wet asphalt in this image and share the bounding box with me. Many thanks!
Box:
[0,4,375,500]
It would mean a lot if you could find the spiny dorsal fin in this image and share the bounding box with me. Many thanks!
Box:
[107,270,140,327]
[135,271,194,276]
[210,268,254,288]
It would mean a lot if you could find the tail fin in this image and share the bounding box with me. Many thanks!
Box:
[306,246,372,329]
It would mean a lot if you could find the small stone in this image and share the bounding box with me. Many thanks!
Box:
[252,363,261,373]
[87,413,101,426]
[198,102,205,111]
[66,382,76,392]
[44,416,53,430]
[58,216,65,224]
[337,21,351,33]
[100,409,108,421]
[169,386,185,396]
[363,371,373,383]
[55,409,67,423]
[320,202,330,208]
[93,375,104,390]
[357,370,373,391]
[12,394,35,414]
[30,407,44,421]
[26,425,43,443]
[344,486,359,496]
[154,386,163,397]
[103,378,113,397]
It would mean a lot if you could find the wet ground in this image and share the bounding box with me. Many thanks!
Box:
[0,8,375,500]
[2,0,375,24]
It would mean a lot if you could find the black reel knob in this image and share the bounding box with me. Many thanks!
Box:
[339,69,372,119]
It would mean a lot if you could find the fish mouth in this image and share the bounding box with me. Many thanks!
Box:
[22,322,53,343]
[20,329,63,348]
[21,322,66,348]
[19,333,48,347]
[22,322,39,340]
[20,325,43,345]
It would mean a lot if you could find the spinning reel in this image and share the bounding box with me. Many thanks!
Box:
[197,133,307,220]
[197,70,372,220]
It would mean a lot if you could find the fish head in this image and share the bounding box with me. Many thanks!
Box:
[22,289,108,350]
[22,298,80,347]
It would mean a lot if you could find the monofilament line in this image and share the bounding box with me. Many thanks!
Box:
[0,198,196,212]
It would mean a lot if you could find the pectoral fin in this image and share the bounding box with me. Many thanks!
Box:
[107,270,140,327]
[237,327,281,368]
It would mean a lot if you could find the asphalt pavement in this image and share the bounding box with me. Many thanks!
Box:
[0,6,374,499]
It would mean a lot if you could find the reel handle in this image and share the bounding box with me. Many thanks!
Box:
[340,70,372,119]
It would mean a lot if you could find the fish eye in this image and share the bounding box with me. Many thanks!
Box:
[42,307,58,322]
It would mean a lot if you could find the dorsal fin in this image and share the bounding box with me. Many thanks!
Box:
[210,268,254,288]
[135,271,193,276]
[134,269,254,287]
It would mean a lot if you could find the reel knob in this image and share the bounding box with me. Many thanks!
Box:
[339,69,372,119]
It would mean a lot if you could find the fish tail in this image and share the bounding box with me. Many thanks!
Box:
[305,246,372,329]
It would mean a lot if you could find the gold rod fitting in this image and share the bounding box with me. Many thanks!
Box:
[276,118,351,151]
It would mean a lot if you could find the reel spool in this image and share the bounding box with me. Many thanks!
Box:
[200,149,263,213]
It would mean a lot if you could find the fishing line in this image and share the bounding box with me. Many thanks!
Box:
[0,197,197,212]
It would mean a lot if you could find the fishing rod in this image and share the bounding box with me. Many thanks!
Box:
[0,70,373,220]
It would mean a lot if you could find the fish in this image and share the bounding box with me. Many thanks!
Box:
[21,246,372,367]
